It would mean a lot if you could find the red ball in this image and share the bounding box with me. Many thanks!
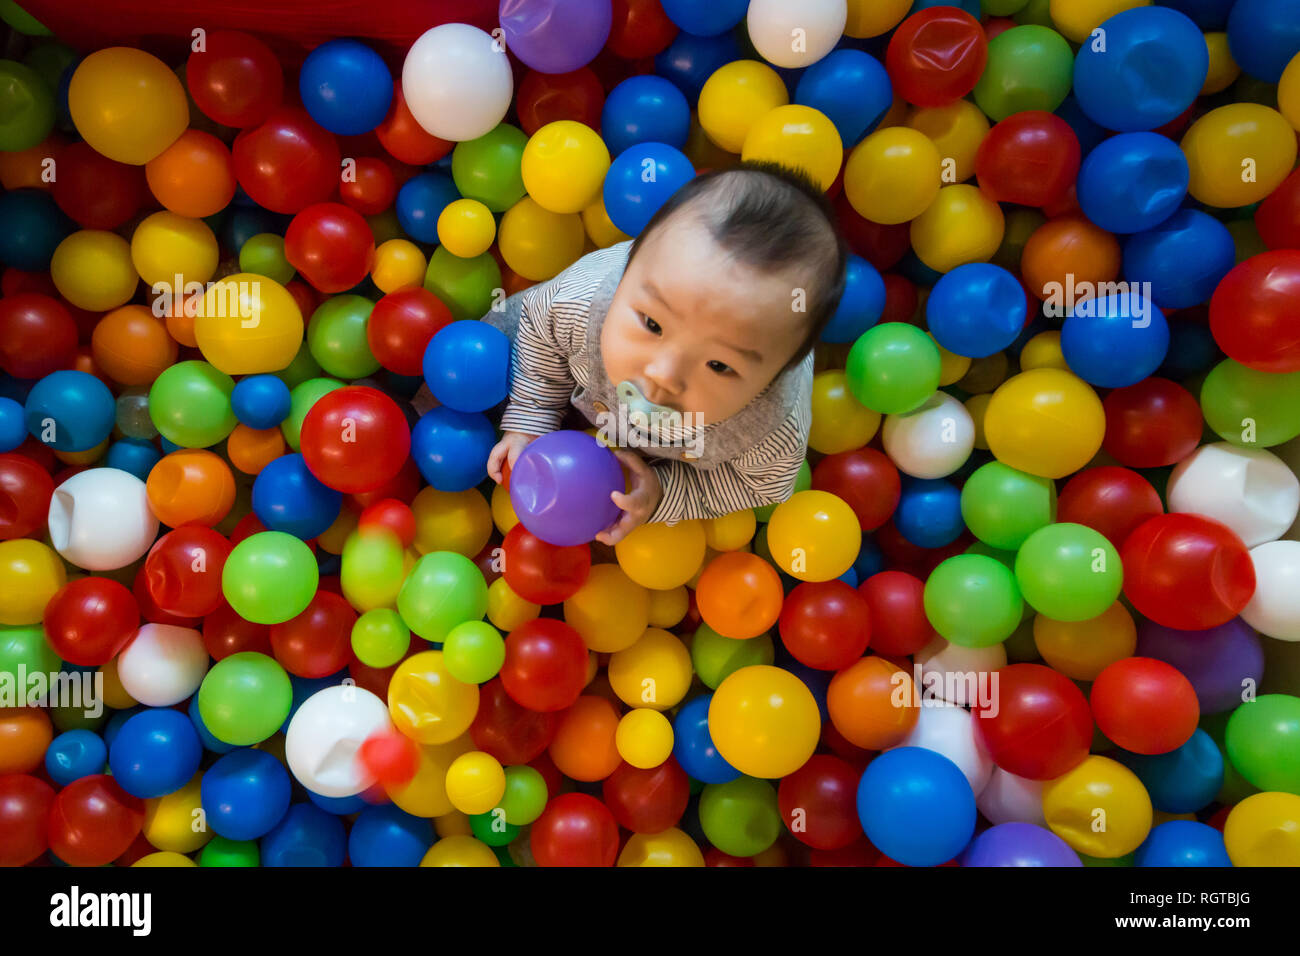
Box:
[974,663,1093,780]
[886,6,989,107]
[1091,657,1199,755]
[779,580,872,670]
[469,676,561,764]
[143,525,231,618]
[1101,377,1203,468]
[858,570,935,656]
[131,565,201,628]
[284,202,375,294]
[1056,466,1163,551]
[358,498,416,548]
[607,0,678,58]
[42,577,140,666]
[974,111,1080,208]
[810,838,881,866]
[349,456,421,510]
[501,524,591,605]
[51,141,148,230]
[812,447,901,531]
[232,107,340,214]
[339,157,397,216]
[602,758,690,833]
[0,293,78,380]
[0,453,55,540]
[0,773,54,866]
[835,191,911,271]
[186,29,284,128]
[299,386,412,494]
[777,754,864,851]
[358,729,420,789]
[202,601,272,660]
[499,618,590,712]
[1209,250,1300,373]
[269,590,356,678]
[516,68,605,135]
[47,774,145,867]
[366,287,453,377]
[1121,513,1256,630]
[1254,167,1300,251]
[530,792,620,867]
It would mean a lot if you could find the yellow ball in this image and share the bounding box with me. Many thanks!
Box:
[765,490,862,582]
[647,585,689,628]
[1281,52,1300,132]
[438,199,497,258]
[367,208,406,245]
[1050,0,1149,43]
[194,273,304,375]
[371,239,428,293]
[316,507,359,556]
[703,509,757,552]
[906,100,989,184]
[132,851,197,867]
[1042,755,1153,858]
[615,519,707,590]
[809,369,882,454]
[388,739,472,818]
[54,439,109,467]
[1181,104,1298,208]
[699,61,789,154]
[617,827,706,866]
[143,775,211,854]
[965,393,992,450]
[412,486,493,557]
[131,211,219,289]
[490,480,519,535]
[50,230,139,312]
[845,0,913,37]
[1019,330,1068,371]
[1224,791,1300,867]
[608,627,694,710]
[708,664,821,778]
[486,577,540,632]
[615,708,675,769]
[1033,602,1136,681]
[434,809,474,838]
[520,120,610,214]
[582,196,632,248]
[932,335,972,386]
[99,657,138,710]
[0,539,66,625]
[68,47,188,164]
[741,104,843,191]
[910,184,1005,274]
[844,127,942,225]
[1202,32,1240,96]
[445,751,506,816]
[498,196,585,281]
[983,368,1105,479]
[563,563,650,653]
[420,834,500,866]
[388,651,480,745]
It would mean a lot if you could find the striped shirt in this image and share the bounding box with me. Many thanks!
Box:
[482,240,814,525]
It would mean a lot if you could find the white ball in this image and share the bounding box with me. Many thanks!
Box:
[746,0,848,68]
[890,703,993,795]
[1167,442,1300,547]
[285,684,394,798]
[116,624,208,706]
[47,467,159,571]
[977,767,1046,826]
[402,23,513,142]
[914,635,1007,708]
[881,391,975,479]
[1240,540,1300,641]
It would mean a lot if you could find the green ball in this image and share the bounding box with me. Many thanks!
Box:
[341,529,405,612]
[755,459,811,523]
[239,233,295,284]
[1013,0,1053,26]
[443,620,505,684]
[197,651,293,745]
[424,247,501,321]
[982,0,1030,14]
[222,531,319,625]
[50,701,108,734]
[307,295,380,380]
[274,340,325,390]
[499,765,548,826]
[1014,522,1122,622]
[924,553,1024,647]
[0,59,53,151]
[691,623,774,689]
[845,322,941,415]
[451,123,528,212]
[0,623,60,685]
[698,776,781,858]
[960,461,1056,550]
[199,836,260,867]
[148,360,237,448]
[1200,359,1300,448]
[397,551,488,643]
[351,608,410,669]
[281,376,344,452]
[22,42,75,93]
[469,808,520,847]
[1225,694,1300,795]
[973,25,1073,122]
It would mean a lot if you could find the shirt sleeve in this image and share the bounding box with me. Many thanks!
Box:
[498,280,576,436]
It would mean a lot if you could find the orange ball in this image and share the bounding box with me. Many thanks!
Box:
[90,305,178,386]
[159,292,201,348]
[1020,215,1121,303]
[548,694,622,782]
[145,130,237,219]
[146,449,236,528]
[0,132,64,191]
[827,655,918,750]
[695,551,783,640]
[0,707,54,774]
[226,424,287,475]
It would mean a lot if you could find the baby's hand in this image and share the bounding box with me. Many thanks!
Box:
[596,449,663,546]
[487,431,535,484]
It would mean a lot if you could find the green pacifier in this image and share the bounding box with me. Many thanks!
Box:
[615,380,677,425]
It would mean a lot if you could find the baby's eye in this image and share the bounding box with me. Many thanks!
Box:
[707,360,733,375]
[640,313,662,335]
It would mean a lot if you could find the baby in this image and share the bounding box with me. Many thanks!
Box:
[484,160,848,545]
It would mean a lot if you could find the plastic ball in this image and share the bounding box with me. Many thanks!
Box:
[983,368,1104,479]
[396,550,487,643]
[615,519,705,590]
[960,461,1055,551]
[962,821,1082,867]
[765,490,861,583]
[1015,522,1122,622]
[1211,251,1300,374]
[973,25,1073,121]
[843,127,941,225]
[107,707,201,799]
[881,393,974,480]
[443,620,505,685]
[974,110,1079,208]
[1042,755,1153,858]
[43,576,138,666]
[200,749,291,841]
[909,183,1005,273]
[0,539,64,626]
[232,107,340,214]
[411,407,496,493]
[285,684,392,797]
[856,747,976,867]
[887,6,988,107]
[222,531,318,625]
[48,774,145,866]
[740,104,843,192]
[436,199,496,258]
[1224,791,1300,866]
[845,322,940,415]
[1167,444,1299,548]
[1091,656,1199,755]
[926,264,1027,359]
[298,38,391,136]
[827,656,919,750]
[1240,541,1300,642]
[284,203,375,295]
[115,623,208,707]
[602,141,695,236]
[894,478,964,549]
[1077,131,1188,235]
[45,729,108,787]
[196,651,292,746]
[1226,0,1300,82]
[68,47,187,164]
[422,321,510,414]
[695,552,783,641]
[974,663,1093,779]
[925,554,1024,648]
[47,467,158,571]
[401,24,513,142]
[1200,359,1300,449]
[530,792,619,867]
[1136,617,1263,714]
[1181,104,1298,208]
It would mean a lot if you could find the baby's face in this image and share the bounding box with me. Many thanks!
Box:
[601,214,810,426]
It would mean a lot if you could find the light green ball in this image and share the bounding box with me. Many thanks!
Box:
[397,551,488,643]
[221,531,318,625]
[197,651,293,745]
[443,620,505,684]
[1014,522,1122,622]
[924,553,1024,648]
[691,623,774,689]
[960,461,1056,550]
[698,776,781,857]
[307,295,380,379]
[845,322,941,415]
[351,608,410,669]
[148,360,237,448]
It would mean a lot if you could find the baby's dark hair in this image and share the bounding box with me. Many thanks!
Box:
[626,160,849,372]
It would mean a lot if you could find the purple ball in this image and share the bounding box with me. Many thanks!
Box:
[509,430,623,546]
[961,823,1083,867]
[1135,617,1265,714]
[499,0,613,74]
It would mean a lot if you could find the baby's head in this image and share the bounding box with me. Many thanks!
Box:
[601,161,847,426]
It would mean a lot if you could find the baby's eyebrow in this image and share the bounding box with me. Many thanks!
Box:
[713,338,763,364]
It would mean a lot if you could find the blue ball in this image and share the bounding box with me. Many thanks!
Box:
[252,452,343,539]
[396,172,460,245]
[232,374,293,429]
[822,255,886,344]
[0,190,74,271]
[298,38,393,135]
[105,438,162,481]
[894,479,964,549]
[912,0,980,16]
[1160,316,1222,378]
[1073,7,1208,131]
[222,205,282,253]
[107,708,203,799]
[44,729,107,786]
[926,263,1026,358]
[348,803,434,866]
[603,142,696,237]
[602,75,691,156]
[1062,292,1170,387]
[1227,0,1300,82]
[1076,132,1189,234]
[422,320,511,413]
[659,0,747,37]
[410,406,495,492]
[260,803,347,867]
[187,694,235,755]
[1135,820,1232,867]
[1122,209,1236,310]
[672,694,741,784]
[655,30,743,102]
[24,370,115,452]
[857,747,977,866]
[307,789,369,815]
[102,705,141,751]
[853,535,885,582]
[1159,0,1234,31]
[201,748,292,841]
[0,396,25,452]
[1054,94,1110,156]
[1122,729,1224,814]
[796,49,892,147]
